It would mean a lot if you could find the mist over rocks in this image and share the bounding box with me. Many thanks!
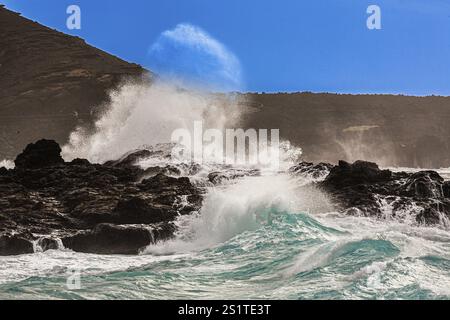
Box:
[324,160,392,188]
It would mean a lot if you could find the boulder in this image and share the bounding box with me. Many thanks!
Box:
[323,160,392,189]
[0,140,204,256]
[62,223,172,254]
[0,235,34,256]
[139,173,196,194]
[400,171,444,198]
[14,139,64,169]
[69,158,91,166]
[113,197,177,224]
[37,237,60,251]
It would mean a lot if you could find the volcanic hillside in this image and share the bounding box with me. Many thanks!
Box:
[241,92,450,168]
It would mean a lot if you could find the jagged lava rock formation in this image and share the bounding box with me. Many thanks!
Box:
[297,160,450,225]
[0,140,201,255]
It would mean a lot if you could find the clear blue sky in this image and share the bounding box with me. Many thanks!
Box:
[3,0,450,95]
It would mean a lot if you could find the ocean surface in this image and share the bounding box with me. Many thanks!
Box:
[1,168,449,300]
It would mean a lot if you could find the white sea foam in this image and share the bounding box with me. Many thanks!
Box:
[0,249,186,286]
[0,159,14,169]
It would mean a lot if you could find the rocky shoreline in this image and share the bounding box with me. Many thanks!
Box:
[294,161,450,225]
[1,139,449,256]
[0,140,202,255]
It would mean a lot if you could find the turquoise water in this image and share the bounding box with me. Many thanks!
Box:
[1,175,450,300]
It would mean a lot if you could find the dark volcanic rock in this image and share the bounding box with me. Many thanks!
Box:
[289,162,333,179]
[0,140,203,256]
[14,139,64,169]
[444,182,450,198]
[37,237,60,251]
[0,234,34,256]
[62,223,173,255]
[113,197,177,224]
[0,167,9,176]
[316,160,450,225]
[139,173,196,194]
[400,171,444,198]
[324,160,392,189]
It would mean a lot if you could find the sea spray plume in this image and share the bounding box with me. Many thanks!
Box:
[61,78,302,168]
[62,80,242,163]
[0,159,14,169]
[147,23,243,92]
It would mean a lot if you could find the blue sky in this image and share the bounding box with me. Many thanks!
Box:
[3,0,450,95]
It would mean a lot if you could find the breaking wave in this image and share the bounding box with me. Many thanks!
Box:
[144,174,330,254]
[1,183,449,299]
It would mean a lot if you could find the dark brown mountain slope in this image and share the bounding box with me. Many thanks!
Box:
[241,93,450,168]
[0,5,148,159]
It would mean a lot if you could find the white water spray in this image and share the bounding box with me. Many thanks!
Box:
[0,159,14,169]
[62,80,241,163]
